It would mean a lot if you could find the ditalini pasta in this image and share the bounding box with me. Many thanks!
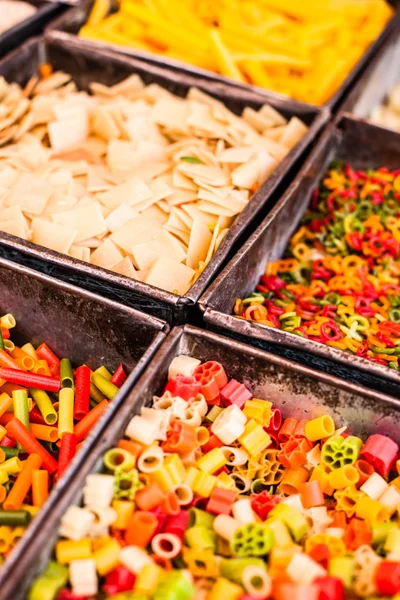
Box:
[0,313,126,562]
[30,355,400,599]
[0,66,308,295]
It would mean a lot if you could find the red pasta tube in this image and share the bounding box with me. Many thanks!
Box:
[360,434,399,477]
[376,561,400,596]
[110,364,127,388]
[125,511,158,546]
[266,408,282,432]
[36,343,60,367]
[73,400,109,442]
[300,480,324,509]
[6,418,58,473]
[103,565,135,596]
[164,510,190,541]
[29,407,47,426]
[315,576,345,600]
[73,365,91,420]
[1,434,16,448]
[0,368,60,392]
[58,433,77,479]
[207,487,237,515]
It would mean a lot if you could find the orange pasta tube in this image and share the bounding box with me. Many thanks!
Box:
[125,511,158,546]
[30,424,59,443]
[118,439,143,460]
[135,482,166,511]
[278,418,298,442]
[0,349,22,370]
[0,394,12,417]
[280,466,309,495]
[3,453,42,510]
[10,348,35,371]
[6,419,58,473]
[161,491,180,515]
[32,469,49,507]
[73,399,109,442]
[300,480,324,508]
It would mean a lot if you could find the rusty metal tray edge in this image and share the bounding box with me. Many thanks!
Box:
[199,114,400,389]
[3,323,400,599]
[0,256,168,590]
[44,0,400,110]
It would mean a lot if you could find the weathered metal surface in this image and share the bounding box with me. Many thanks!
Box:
[200,115,400,396]
[0,256,167,590]
[0,0,63,58]
[0,34,328,324]
[3,324,400,599]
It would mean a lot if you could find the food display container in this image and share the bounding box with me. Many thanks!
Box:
[0,35,328,325]
[200,114,400,397]
[2,324,400,599]
[0,0,63,58]
[0,255,167,586]
[340,20,400,123]
[45,0,400,109]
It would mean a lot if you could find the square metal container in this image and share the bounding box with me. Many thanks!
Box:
[45,0,400,109]
[2,324,400,599]
[0,35,328,325]
[200,114,400,397]
[340,20,400,123]
[0,0,64,58]
[0,256,167,583]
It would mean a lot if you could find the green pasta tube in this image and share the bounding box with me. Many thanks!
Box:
[0,510,31,526]
[230,523,273,557]
[28,561,68,600]
[188,507,215,529]
[29,389,57,425]
[372,522,395,547]
[12,390,30,430]
[104,448,135,472]
[251,479,270,494]
[91,372,119,400]
[0,330,4,351]
[114,468,143,500]
[328,556,354,588]
[90,381,104,404]
[220,557,266,584]
[0,446,19,460]
[184,525,217,550]
[94,365,113,381]
[154,571,194,600]
[60,358,74,389]
[206,406,223,422]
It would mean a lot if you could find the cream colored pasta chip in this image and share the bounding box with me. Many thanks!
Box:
[69,245,91,262]
[111,256,137,278]
[90,238,124,270]
[131,231,186,270]
[31,218,77,254]
[144,256,195,295]
[52,201,107,243]
[186,219,213,270]
[110,216,163,254]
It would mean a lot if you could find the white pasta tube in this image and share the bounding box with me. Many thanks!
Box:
[281,494,305,514]
[151,533,182,559]
[168,355,201,378]
[232,498,257,524]
[59,506,95,541]
[87,504,117,538]
[286,552,326,584]
[211,405,247,444]
[220,446,248,466]
[178,406,202,428]
[325,527,345,538]
[379,485,400,512]
[174,483,193,505]
[69,559,98,597]
[242,566,272,598]
[360,472,389,500]
[213,514,241,541]
[83,474,115,508]
[229,473,252,493]
[125,415,160,445]
[120,546,153,574]
[137,445,164,473]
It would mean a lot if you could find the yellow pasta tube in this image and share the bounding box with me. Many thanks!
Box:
[197,448,227,474]
[305,416,335,441]
[56,539,92,564]
[93,538,121,576]
[58,388,75,437]
[328,466,359,490]
[111,500,134,530]
[238,420,271,456]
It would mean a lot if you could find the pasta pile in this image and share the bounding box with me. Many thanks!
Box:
[30,354,400,599]
[370,84,400,133]
[0,312,126,561]
[0,0,36,35]
[79,0,393,105]
[235,161,400,370]
[0,68,308,295]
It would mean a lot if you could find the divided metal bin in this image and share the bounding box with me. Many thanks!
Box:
[3,324,400,599]
[0,35,328,325]
[0,256,167,586]
[340,19,400,123]
[200,114,400,397]
[0,0,63,58]
[45,0,400,109]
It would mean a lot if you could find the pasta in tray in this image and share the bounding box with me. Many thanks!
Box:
[0,0,36,35]
[0,68,308,295]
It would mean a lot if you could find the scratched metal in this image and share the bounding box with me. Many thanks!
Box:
[0,34,328,325]
[200,114,400,396]
[340,19,400,123]
[0,0,63,57]
[0,256,167,592]
[45,0,400,110]
[3,324,400,599]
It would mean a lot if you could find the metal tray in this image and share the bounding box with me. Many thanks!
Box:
[0,256,167,586]
[3,324,400,600]
[200,114,400,397]
[339,19,400,124]
[0,35,328,326]
[0,0,64,58]
[45,0,400,109]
